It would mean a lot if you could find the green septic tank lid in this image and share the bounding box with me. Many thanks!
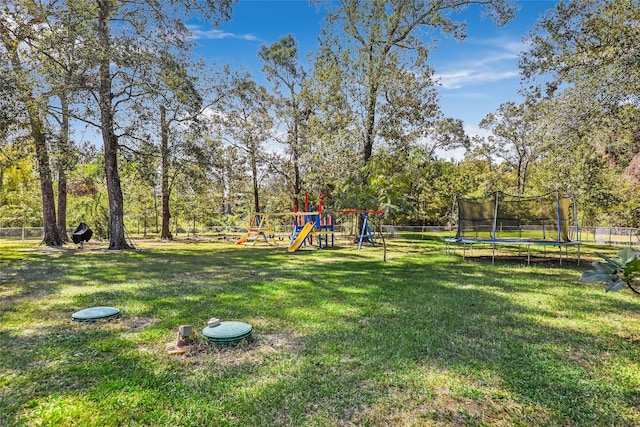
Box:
[202,321,252,344]
[72,306,120,322]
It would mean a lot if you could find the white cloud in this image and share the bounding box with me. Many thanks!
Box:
[187,25,257,41]
[434,124,493,161]
[433,36,524,89]
[435,70,520,89]
[442,91,491,100]
[434,146,466,161]
[464,124,492,140]
[473,52,519,67]
[473,37,525,54]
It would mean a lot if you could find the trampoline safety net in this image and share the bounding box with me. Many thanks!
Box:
[456,192,575,242]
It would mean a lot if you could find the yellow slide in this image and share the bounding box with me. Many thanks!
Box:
[288,222,314,252]
[236,234,248,245]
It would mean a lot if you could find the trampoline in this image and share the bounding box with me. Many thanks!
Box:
[446,191,581,265]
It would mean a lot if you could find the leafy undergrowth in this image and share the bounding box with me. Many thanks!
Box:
[1,236,640,426]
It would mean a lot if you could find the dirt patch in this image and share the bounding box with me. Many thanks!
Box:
[164,331,306,366]
[122,317,160,332]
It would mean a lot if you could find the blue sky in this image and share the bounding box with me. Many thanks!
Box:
[187,0,557,155]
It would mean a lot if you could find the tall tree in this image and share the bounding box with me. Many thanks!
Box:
[0,1,92,244]
[258,35,310,211]
[520,0,640,181]
[1,2,63,246]
[478,101,544,196]
[40,5,91,242]
[314,0,517,168]
[216,79,273,213]
[94,0,129,249]
[151,54,233,239]
[87,0,235,249]
[519,0,640,226]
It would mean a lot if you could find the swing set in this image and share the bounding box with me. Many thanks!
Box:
[335,209,385,250]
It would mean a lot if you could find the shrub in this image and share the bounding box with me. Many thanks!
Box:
[580,248,640,294]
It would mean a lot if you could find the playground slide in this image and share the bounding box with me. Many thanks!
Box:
[236,234,248,245]
[288,222,314,252]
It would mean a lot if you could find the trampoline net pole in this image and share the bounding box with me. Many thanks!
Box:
[556,190,561,243]
[574,199,579,241]
[492,191,499,242]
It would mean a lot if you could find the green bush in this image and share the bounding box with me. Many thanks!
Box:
[580,248,640,294]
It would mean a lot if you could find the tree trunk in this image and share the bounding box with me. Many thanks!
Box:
[57,94,70,242]
[97,0,130,250]
[251,139,260,213]
[292,120,301,211]
[363,82,378,164]
[2,32,62,246]
[160,105,173,239]
[356,83,378,241]
[33,126,63,247]
[153,192,159,233]
[293,159,301,211]
[162,192,171,238]
[57,166,68,241]
[517,157,523,196]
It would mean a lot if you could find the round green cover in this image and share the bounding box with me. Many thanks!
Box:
[202,321,252,342]
[72,306,120,322]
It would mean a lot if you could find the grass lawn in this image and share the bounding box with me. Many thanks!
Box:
[1,235,640,426]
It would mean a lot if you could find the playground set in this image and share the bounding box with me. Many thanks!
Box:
[236,193,384,252]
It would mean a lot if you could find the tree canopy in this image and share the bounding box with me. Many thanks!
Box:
[1,0,639,239]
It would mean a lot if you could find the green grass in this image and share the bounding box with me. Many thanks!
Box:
[2,236,640,426]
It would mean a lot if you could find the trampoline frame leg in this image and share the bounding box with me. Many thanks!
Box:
[559,245,563,265]
[578,245,581,266]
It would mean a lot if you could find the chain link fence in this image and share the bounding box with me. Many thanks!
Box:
[2,225,639,249]
[580,226,640,247]
[0,226,247,241]
[0,227,64,241]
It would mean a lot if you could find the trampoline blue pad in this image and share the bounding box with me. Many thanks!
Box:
[446,238,581,246]
[72,306,120,322]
